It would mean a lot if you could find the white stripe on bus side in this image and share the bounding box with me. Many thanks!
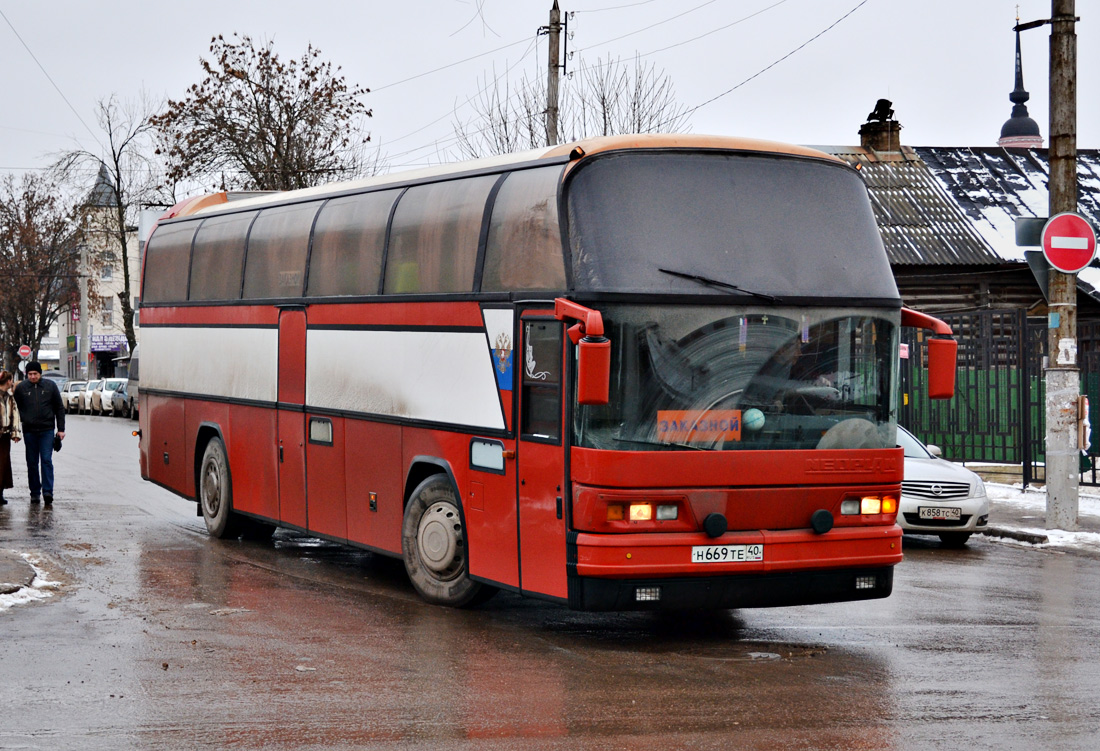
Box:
[306,328,506,430]
[142,326,279,403]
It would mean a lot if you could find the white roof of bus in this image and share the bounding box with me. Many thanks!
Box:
[181,134,838,219]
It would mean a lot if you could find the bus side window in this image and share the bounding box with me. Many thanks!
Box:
[243,203,318,299]
[189,212,257,301]
[307,190,398,297]
[384,176,497,294]
[143,222,197,303]
[521,322,563,442]
[483,166,567,292]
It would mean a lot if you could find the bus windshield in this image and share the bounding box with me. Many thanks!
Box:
[573,304,899,452]
[565,150,897,302]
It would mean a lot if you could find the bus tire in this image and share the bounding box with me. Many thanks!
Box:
[199,436,240,539]
[401,475,487,607]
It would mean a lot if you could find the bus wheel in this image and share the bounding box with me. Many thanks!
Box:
[401,475,487,607]
[199,436,240,539]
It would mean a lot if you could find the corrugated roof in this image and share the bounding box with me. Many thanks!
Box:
[913,146,1100,263]
[818,146,1003,266]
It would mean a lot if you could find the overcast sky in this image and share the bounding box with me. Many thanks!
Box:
[1,0,1097,184]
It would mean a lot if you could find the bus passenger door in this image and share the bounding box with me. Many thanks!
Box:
[277,307,307,529]
[516,316,568,600]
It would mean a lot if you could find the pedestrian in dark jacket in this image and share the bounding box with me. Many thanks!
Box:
[12,361,65,504]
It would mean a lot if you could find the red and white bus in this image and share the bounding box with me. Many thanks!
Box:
[137,134,956,610]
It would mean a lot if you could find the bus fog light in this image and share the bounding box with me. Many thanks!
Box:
[860,497,882,515]
[635,586,661,602]
[629,504,652,521]
[656,504,678,520]
[840,500,861,515]
[855,575,877,590]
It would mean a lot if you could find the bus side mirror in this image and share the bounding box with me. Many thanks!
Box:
[555,298,611,407]
[926,338,957,399]
[901,308,957,401]
[577,336,610,406]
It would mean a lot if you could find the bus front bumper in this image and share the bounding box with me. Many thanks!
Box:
[566,526,902,611]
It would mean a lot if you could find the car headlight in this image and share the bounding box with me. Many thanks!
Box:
[973,476,987,498]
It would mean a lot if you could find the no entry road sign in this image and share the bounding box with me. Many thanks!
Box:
[17,344,30,359]
[1042,212,1098,273]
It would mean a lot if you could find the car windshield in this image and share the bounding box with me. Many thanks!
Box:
[104,379,125,390]
[573,304,899,452]
[898,427,933,459]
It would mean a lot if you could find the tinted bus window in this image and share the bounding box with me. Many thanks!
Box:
[483,166,566,292]
[307,190,398,296]
[143,222,197,303]
[566,152,894,300]
[243,203,318,299]
[189,212,257,301]
[384,176,496,294]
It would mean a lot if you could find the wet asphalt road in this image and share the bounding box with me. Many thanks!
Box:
[1,415,1099,750]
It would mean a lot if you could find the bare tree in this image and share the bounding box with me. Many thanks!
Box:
[151,34,372,191]
[453,55,690,159]
[0,173,95,369]
[54,94,163,353]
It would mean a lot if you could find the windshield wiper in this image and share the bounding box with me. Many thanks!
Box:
[659,268,777,302]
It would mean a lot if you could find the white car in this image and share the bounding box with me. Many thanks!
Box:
[898,426,990,547]
[61,381,86,412]
[91,378,127,415]
[77,380,101,414]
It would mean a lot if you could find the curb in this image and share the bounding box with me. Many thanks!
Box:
[0,550,36,595]
[979,526,1050,545]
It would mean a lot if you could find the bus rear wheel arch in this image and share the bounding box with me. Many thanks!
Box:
[401,474,494,607]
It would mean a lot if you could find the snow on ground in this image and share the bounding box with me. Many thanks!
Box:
[984,482,1100,553]
[0,554,59,612]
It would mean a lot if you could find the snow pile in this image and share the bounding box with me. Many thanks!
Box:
[985,482,1100,552]
[0,554,60,612]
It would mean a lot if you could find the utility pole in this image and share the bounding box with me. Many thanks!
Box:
[545,1,562,146]
[79,243,90,381]
[1044,0,1079,529]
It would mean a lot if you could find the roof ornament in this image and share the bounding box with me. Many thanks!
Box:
[997,15,1043,148]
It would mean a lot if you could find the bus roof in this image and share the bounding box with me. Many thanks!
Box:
[169,134,842,220]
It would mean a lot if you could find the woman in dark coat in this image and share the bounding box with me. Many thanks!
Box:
[0,370,22,505]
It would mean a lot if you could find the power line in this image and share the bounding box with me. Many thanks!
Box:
[373,36,531,92]
[575,0,722,54]
[640,0,789,57]
[0,8,102,151]
[680,0,869,120]
[381,36,540,148]
[575,0,664,12]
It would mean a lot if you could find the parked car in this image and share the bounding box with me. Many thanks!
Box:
[898,426,990,547]
[77,380,101,414]
[91,378,126,415]
[61,381,87,412]
[41,370,69,389]
[111,381,137,419]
